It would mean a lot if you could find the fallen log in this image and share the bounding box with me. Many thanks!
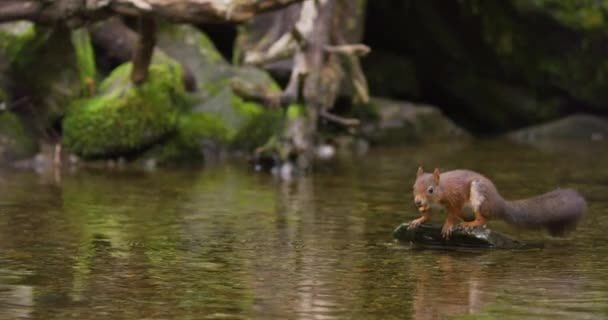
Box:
[0,0,306,25]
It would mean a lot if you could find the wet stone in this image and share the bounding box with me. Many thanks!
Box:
[393,223,535,250]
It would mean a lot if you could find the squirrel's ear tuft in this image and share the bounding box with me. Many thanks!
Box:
[432,168,441,184]
[417,166,424,177]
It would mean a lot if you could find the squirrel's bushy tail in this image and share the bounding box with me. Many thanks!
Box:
[499,189,586,236]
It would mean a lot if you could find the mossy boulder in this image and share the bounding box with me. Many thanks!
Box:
[62,62,187,158]
[141,112,231,165]
[157,25,283,152]
[0,111,38,163]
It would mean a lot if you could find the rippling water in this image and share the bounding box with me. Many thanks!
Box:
[0,140,607,319]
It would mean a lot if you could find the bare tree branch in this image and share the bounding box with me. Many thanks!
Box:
[230,78,282,108]
[319,110,360,126]
[323,44,370,56]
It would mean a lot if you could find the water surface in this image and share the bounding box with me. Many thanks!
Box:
[0,140,607,319]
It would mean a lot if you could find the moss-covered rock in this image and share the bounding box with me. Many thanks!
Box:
[141,112,231,165]
[157,24,283,152]
[62,62,187,158]
[0,111,38,163]
[230,98,284,150]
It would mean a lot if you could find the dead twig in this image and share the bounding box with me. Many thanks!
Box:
[319,110,360,126]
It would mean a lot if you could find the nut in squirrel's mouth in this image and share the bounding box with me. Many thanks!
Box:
[418,206,430,213]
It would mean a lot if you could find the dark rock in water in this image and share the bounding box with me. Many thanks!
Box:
[393,223,533,250]
[507,114,608,144]
[363,98,470,145]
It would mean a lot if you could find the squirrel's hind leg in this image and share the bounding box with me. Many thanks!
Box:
[459,180,488,231]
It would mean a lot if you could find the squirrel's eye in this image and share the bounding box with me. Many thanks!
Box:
[428,187,434,194]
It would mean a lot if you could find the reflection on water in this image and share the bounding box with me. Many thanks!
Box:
[0,140,607,319]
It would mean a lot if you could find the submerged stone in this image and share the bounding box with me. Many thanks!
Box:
[393,223,531,249]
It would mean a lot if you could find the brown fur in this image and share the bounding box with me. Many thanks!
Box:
[410,167,587,238]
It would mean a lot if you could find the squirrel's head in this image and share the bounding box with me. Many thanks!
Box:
[413,167,441,213]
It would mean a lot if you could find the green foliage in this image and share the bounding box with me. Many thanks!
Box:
[0,21,36,64]
[9,26,81,128]
[70,28,96,95]
[513,0,608,30]
[469,0,608,111]
[62,62,187,158]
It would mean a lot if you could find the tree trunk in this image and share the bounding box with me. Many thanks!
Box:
[233,0,370,176]
[131,15,157,84]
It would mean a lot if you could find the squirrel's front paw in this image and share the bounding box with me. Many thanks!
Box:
[407,217,427,230]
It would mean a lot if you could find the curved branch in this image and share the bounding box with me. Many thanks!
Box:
[319,110,360,127]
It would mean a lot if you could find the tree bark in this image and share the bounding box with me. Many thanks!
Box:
[131,15,157,84]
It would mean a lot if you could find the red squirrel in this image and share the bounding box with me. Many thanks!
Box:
[409,167,587,238]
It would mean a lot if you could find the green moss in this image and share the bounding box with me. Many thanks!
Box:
[62,62,187,158]
[179,112,231,143]
[230,96,284,150]
[143,112,231,164]
[286,103,305,120]
[0,111,38,161]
